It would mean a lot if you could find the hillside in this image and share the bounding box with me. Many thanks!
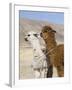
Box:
[19,18,64,47]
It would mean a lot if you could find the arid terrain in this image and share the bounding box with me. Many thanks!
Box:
[19,18,64,79]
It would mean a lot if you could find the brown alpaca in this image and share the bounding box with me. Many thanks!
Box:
[40,26,64,77]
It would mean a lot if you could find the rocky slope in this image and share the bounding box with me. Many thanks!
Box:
[19,18,64,47]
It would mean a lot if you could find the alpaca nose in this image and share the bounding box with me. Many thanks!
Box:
[24,38,28,41]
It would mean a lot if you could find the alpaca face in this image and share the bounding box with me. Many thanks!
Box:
[24,31,42,50]
[40,26,56,40]
[40,29,49,40]
[24,31,40,42]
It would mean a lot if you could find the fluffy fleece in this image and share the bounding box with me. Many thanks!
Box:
[40,26,64,77]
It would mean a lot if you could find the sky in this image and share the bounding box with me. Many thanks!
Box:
[19,10,64,24]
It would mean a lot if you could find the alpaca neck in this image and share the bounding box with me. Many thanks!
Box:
[45,37,57,51]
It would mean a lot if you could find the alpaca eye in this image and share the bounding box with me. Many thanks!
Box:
[43,30,47,33]
[28,34,30,36]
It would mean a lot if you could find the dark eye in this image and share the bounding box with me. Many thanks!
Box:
[28,34,30,36]
[43,30,47,33]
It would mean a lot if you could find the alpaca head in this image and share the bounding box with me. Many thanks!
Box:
[24,31,40,42]
[40,26,56,40]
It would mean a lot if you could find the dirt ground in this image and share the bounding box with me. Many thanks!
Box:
[19,47,35,79]
[19,46,58,79]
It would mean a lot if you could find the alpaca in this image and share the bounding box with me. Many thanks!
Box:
[40,26,64,77]
[24,31,48,78]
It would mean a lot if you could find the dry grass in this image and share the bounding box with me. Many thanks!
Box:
[19,47,58,79]
[19,47,34,79]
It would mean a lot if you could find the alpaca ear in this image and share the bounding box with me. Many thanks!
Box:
[52,30,56,33]
[34,34,38,37]
[40,33,43,37]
